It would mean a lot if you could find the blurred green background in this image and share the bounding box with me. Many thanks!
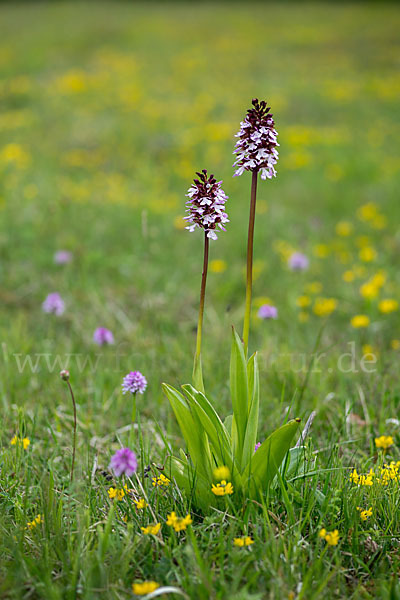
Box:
[1,1,399,439]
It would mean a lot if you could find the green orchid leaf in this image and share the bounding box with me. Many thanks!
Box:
[162,383,211,481]
[192,353,205,394]
[243,419,301,498]
[230,327,248,466]
[241,352,260,470]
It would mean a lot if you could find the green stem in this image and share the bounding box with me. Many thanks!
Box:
[242,170,258,356]
[66,380,77,483]
[193,232,209,392]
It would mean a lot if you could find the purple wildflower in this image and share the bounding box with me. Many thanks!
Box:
[122,371,147,395]
[109,447,137,477]
[255,442,261,452]
[54,250,72,265]
[233,98,279,180]
[288,252,309,271]
[184,169,229,240]
[93,327,114,346]
[42,292,65,316]
[258,304,278,320]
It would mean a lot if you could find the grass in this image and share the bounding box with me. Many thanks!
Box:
[1,1,400,598]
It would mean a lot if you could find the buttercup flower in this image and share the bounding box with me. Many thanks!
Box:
[141,523,161,535]
[213,465,230,480]
[375,435,394,450]
[211,480,234,496]
[132,581,160,595]
[10,435,30,450]
[42,292,65,316]
[233,98,279,180]
[93,327,114,346]
[184,169,229,240]
[313,298,337,317]
[54,250,72,264]
[351,315,370,328]
[319,528,339,546]
[258,304,278,319]
[288,252,309,271]
[166,511,193,532]
[122,371,147,395]
[109,448,137,477]
[379,299,398,314]
[233,536,254,547]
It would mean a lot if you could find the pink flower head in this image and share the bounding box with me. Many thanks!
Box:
[42,293,65,316]
[233,98,279,180]
[54,250,72,265]
[184,169,229,240]
[122,371,147,395]
[255,442,261,452]
[288,252,309,271]
[93,327,114,346]
[109,447,137,477]
[258,304,278,320]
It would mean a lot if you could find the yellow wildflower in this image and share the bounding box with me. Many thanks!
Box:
[375,435,394,450]
[378,299,398,314]
[362,344,377,357]
[10,436,30,449]
[350,315,370,328]
[141,523,161,535]
[298,311,309,323]
[166,511,193,532]
[359,281,379,299]
[27,514,43,530]
[357,202,378,222]
[359,246,377,262]
[391,340,400,350]
[132,581,160,595]
[342,270,355,283]
[173,215,186,230]
[335,221,353,236]
[213,465,230,480]
[357,507,373,521]
[305,281,323,294]
[233,536,254,547]
[319,528,339,546]
[349,468,374,486]
[313,244,330,258]
[152,474,170,487]
[134,498,148,510]
[376,462,400,485]
[296,295,311,308]
[209,259,227,274]
[313,298,337,317]
[371,214,387,230]
[211,480,234,496]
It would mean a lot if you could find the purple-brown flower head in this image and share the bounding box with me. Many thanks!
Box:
[233,99,279,180]
[184,169,229,241]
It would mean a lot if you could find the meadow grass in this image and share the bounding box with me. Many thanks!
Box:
[1,2,400,598]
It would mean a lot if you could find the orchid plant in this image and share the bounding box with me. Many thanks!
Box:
[163,99,300,510]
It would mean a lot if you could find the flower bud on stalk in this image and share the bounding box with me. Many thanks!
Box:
[233,99,279,355]
[185,170,229,391]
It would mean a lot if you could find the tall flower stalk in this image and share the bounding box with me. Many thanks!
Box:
[233,98,279,355]
[184,169,229,391]
[60,369,77,483]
